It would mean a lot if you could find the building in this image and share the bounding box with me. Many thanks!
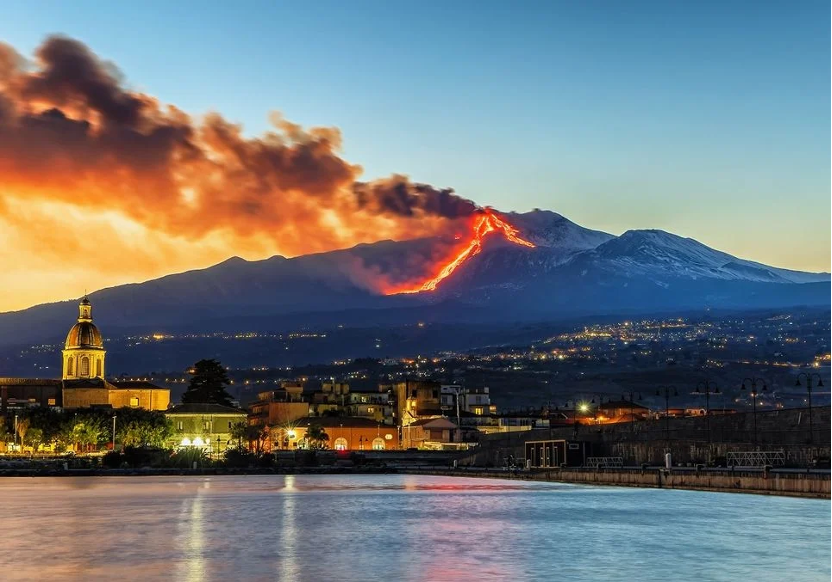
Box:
[166,403,248,457]
[0,297,170,411]
[402,417,460,450]
[249,390,310,430]
[596,400,650,423]
[440,385,496,417]
[290,416,399,451]
[393,380,442,427]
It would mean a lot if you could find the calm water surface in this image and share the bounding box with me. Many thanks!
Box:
[0,475,827,581]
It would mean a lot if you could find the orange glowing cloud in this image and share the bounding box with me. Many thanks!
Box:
[0,36,478,311]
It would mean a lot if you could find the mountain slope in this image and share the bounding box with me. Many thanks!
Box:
[0,210,827,348]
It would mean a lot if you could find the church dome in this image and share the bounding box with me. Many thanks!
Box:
[65,321,103,349]
[64,296,104,349]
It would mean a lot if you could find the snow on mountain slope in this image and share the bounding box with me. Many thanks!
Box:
[508,209,614,250]
[572,229,830,283]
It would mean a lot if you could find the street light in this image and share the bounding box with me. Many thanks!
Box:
[795,372,823,446]
[694,381,720,444]
[13,414,18,453]
[741,377,767,448]
[112,414,117,452]
[655,385,677,449]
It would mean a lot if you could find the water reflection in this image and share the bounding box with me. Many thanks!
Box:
[177,481,208,582]
[276,476,299,581]
[0,475,826,582]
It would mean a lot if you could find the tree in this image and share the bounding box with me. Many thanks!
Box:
[24,428,43,455]
[230,421,249,450]
[16,417,30,448]
[306,424,330,450]
[182,359,234,406]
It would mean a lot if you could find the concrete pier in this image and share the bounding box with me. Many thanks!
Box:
[407,466,831,498]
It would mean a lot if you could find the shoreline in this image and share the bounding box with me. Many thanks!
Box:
[0,465,828,499]
[402,467,832,499]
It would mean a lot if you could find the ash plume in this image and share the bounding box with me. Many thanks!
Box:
[0,35,478,264]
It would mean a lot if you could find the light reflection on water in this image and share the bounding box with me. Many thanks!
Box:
[0,475,827,581]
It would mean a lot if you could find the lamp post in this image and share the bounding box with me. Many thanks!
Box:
[741,377,766,449]
[112,414,117,452]
[589,395,605,424]
[694,381,720,444]
[795,372,823,447]
[655,385,677,450]
[13,414,18,453]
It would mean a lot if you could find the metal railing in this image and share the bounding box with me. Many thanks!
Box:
[586,456,624,468]
[726,450,786,468]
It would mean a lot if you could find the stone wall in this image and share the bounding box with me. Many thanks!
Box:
[465,407,830,467]
[408,467,831,498]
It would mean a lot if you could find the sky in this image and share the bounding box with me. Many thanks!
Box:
[0,1,829,312]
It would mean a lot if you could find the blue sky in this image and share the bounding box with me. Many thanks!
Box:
[3,0,830,271]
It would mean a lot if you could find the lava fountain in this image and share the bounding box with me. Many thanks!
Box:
[386,210,535,295]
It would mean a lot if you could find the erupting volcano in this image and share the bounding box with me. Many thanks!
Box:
[387,210,535,295]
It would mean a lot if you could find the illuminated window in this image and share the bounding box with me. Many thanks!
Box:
[372,437,385,450]
[48,398,56,406]
[80,357,90,377]
[95,359,102,377]
[334,437,348,450]
[67,357,75,376]
[367,407,374,413]
[177,421,184,431]
[130,397,139,407]
[204,421,211,430]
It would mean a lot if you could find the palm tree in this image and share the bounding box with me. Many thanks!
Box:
[306,424,330,450]
[16,417,30,452]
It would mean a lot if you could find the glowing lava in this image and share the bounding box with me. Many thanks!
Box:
[388,210,535,294]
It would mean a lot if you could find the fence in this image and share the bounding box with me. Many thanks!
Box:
[726,450,786,468]
[586,456,624,468]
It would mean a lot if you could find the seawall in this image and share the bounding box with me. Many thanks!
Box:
[406,467,831,499]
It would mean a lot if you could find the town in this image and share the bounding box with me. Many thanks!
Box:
[0,298,828,471]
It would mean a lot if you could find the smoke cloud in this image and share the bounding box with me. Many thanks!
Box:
[0,36,480,310]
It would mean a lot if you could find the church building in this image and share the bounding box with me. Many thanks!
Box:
[0,297,170,412]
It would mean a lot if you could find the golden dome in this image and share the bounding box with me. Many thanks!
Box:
[65,321,103,349]
[65,296,103,349]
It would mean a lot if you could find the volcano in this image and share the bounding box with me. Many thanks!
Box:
[0,209,828,348]
[387,210,536,294]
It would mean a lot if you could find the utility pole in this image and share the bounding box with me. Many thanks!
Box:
[741,377,766,449]
[695,380,720,444]
[656,386,677,451]
[796,372,823,451]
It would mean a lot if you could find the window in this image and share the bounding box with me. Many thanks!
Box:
[67,357,75,376]
[203,421,211,430]
[95,359,102,377]
[47,398,56,406]
[334,437,348,451]
[177,421,184,431]
[367,407,374,413]
[372,438,385,450]
[80,356,90,377]
[129,397,139,407]
[228,421,233,430]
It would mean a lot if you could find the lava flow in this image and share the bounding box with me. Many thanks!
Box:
[387,210,535,295]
